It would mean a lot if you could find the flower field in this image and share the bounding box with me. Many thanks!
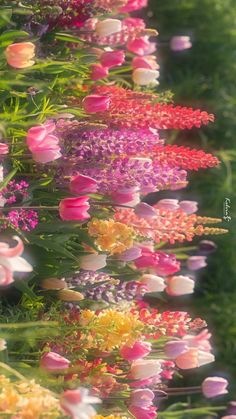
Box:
[0,1,234,418]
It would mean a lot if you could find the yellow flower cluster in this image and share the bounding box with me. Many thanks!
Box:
[0,374,61,418]
[88,218,134,254]
[80,309,143,351]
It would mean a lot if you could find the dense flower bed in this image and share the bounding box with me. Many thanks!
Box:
[0,1,233,418]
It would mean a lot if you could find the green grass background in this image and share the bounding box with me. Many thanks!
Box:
[148,0,236,390]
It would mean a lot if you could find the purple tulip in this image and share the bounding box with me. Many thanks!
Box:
[202,376,228,398]
[187,256,207,271]
[134,202,157,219]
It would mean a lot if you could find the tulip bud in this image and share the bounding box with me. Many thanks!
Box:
[141,274,165,293]
[132,55,159,70]
[202,376,228,398]
[187,256,207,271]
[5,42,35,69]
[95,19,122,37]
[100,50,125,68]
[80,253,107,271]
[132,68,160,86]
[120,341,152,362]
[166,275,195,296]
[130,359,162,380]
[179,200,198,214]
[130,389,155,407]
[91,64,109,81]
[70,174,98,195]
[83,95,110,113]
[58,289,84,301]
[118,247,142,261]
[155,199,179,211]
[175,348,215,369]
[170,36,192,52]
[134,202,157,219]
[59,196,90,221]
[164,340,189,358]
[41,278,67,290]
[0,339,7,351]
[40,351,70,371]
[0,143,9,155]
[198,240,217,254]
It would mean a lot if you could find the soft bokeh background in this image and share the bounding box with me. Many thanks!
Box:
[148,0,236,393]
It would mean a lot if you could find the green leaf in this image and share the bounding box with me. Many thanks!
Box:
[0,168,17,191]
[0,30,29,47]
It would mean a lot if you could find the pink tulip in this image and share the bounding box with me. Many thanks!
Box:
[164,340,189,358]
[130,389,155,407]
[166,275,195,296]
[59,197,90,221]
[183,329,212,352]
[127,37,156,56]
[111,188,140,207]
[5,42,35,69]
[0,236,32,286]
[134,203,157,219]
[175,348,215,369]
[80,253,107,271]
[202,376,228,398]
[95,19,122,37]
[82,95,110,113]
[0,143,9,155]
[132,68,159,86]
[60,387,101,419]
[26,122,61,163]
[120,341,152,362]
[170,36,192,52]
[100,50,125,68]
[70,174,98,194]
[129,405,157,419]
[132,55,159,70]
[155,253,181,276]
[155,199,180,211]
[187,256,207,271]
[91,64,109,80]
[130,359,162,380]
[40,351,70,371]
[119,0,148,12]
[141,274,165,293]
[118,247,142,261]
[179,200,198,214]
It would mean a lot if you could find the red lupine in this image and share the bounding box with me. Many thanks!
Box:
[150,145,220,170]
[90,85,214,130]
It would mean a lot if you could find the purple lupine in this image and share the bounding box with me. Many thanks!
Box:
[68,270,146,303]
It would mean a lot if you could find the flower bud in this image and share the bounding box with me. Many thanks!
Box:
[134,202,157,219]
[5,42,35,69]
[198,240,217,254]
[164,340,189,358]
[100,50,125,68]
[41,278,67,290]
[120,341,152,362]
[132,68,160,86]
[91,64,109,81]
[59,196,90,221]
[170,36,192,52]
[202,376,228,398]
[58,289,84,301]
[40,352,70,371]
[166,275,195,296]
[179,200,198,214]
[70,174,98,195]
[80,254,107,271]
[0,143,9,155]
[187,256,207,271]
[83,95,110,113]
[155,199,179,211]
[130,359,162,380]
[95,19,122,37]
[141,274,165,293]
[175,348,215,369]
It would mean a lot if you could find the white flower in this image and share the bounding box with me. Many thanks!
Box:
[61,387,101,419]
[95,19,122,37]
[132,68,160,86]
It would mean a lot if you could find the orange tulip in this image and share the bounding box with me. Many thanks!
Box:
[5,42,35,69]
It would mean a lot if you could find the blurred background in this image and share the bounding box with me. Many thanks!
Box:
[148,0,236,394]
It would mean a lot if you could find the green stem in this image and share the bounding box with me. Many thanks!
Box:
[0,362,26,380]
[0,321,59,328]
